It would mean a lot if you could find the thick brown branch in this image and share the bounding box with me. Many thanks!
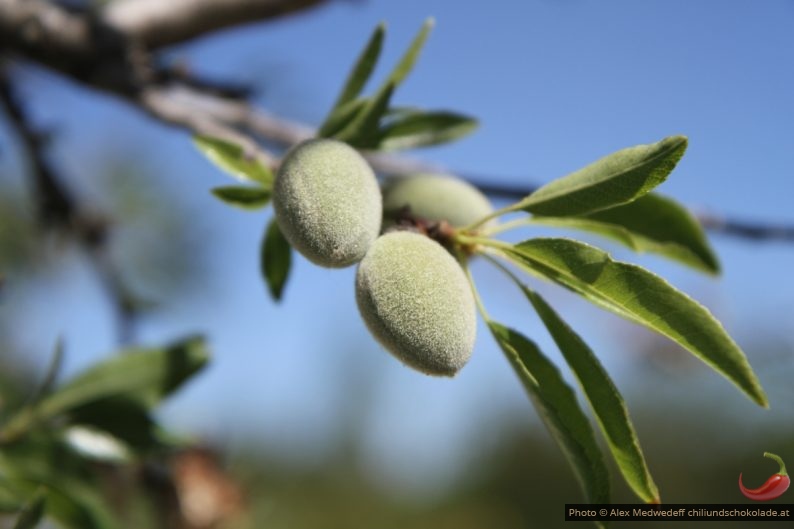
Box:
[103,0,329,49]
[0,0,92,56]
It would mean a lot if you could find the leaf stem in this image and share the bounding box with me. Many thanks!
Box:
[481,217,540,236]
[462,262,490,321]
[481,252,525,288]
[460,203,523,232]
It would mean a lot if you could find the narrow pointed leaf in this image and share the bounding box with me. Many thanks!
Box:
[376,111,478,151]
[194,136,273,186]
[211,186,271,210]
[261,219,292,301]
[318,98,367,138]
[519,136,688,216]
[383,17,434,87]
[28,338,64,406]
[532,193,719,274]
[488,321,610,511]
[520,286,659,503]
[500,238,767,406]
[12,490,46,529]
[333,23,385,109]
[334,82,396,147]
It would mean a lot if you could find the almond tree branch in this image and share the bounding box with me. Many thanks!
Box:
[104,0,330,49]
[1,0,792,243]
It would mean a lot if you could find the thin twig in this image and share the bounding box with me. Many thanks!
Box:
[0,60,138,345]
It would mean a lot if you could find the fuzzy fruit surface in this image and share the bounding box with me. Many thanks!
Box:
[382,174,493,228]
[356,231,476,376]
[274,139,381,268]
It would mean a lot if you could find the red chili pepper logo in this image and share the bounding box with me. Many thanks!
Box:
[739,452,790,501]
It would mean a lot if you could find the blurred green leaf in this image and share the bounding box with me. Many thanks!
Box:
[376,111,478,150]
[12,489,46,529]
[66,397,172,454]
[332,18,434,147]
[28,338,64,406]
[500,238,767,407]
[261,219,292,301]
[518,136,688,216]
[1,337,209,440]
[332,23,385,110]
[318,98,367,139]
[43,481,117,529]
[520,286,659,503]
[532,193,719,274]
[211,186,271,210]
[0,478,23,512]
[334,82,396,147]
[487,321,610,512]
[383,17,434,88]
[194,136,273,186]
[63,426,130,463]
[0,437,118,529]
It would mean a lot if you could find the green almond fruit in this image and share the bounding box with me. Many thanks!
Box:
[274,139,382,268]
[356,231,477,376]
[382,174,493,228]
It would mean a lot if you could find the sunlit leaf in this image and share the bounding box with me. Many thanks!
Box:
[520,286,659,503]
[488,321,610,512]
[532,193,719,274]
[63,426,130,463]
[500,237,767,406]
[518,136,688,216]
[194,136,273,186]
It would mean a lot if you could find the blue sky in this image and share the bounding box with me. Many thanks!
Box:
[2,0,794,498]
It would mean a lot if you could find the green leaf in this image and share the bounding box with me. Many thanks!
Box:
[1,337,209,441]
[318,98,368,139]
[211,186,271,210]
[28,338,64,406]
[383,17,434,88]
[333,82,396,147]
[0,479,24,512]
[332,23,385,110]
[532,193,720,274]
[376,111,478,151]
[520,286,659,503]
[12,490,46,529]
[488,321,610,509]
[500,238,767,406]
[194,135,273,186]
[519,136,688,216]
[0,439,118,529]
[43,481,117,529]
[261,219,292,301]
[66,397,177,454]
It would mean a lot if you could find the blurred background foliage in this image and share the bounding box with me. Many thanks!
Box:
[2,0,794,528]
